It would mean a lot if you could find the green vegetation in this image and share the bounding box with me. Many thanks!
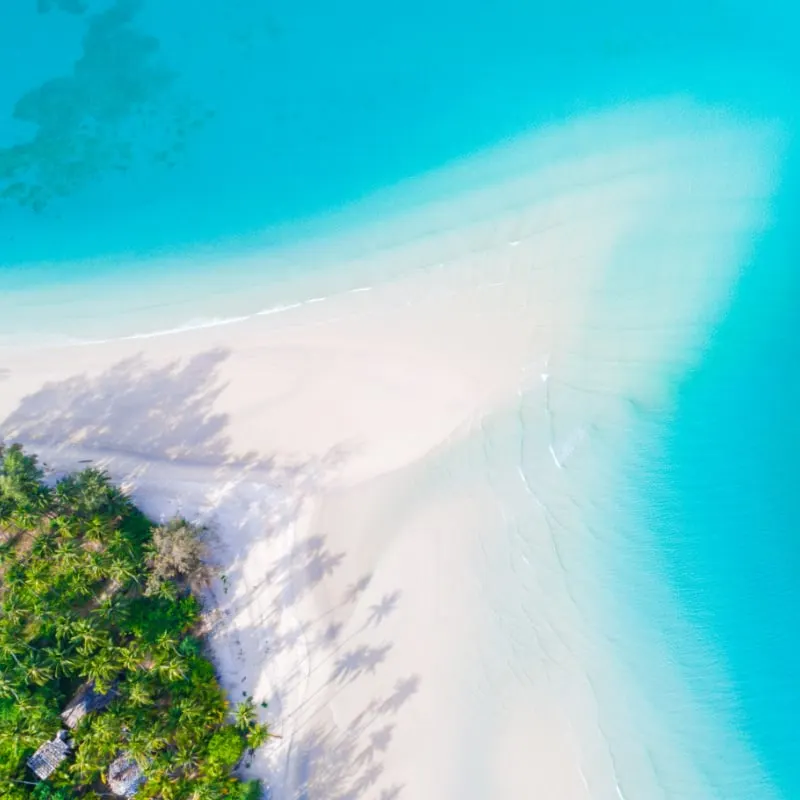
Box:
[0,444,270,799]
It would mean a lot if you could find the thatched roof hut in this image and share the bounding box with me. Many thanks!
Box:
[27,730,71,780]
[61,680,117,729]
[108,753,146,797]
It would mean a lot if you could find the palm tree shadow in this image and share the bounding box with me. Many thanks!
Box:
[282,672,419,800]
[2,349,234,464]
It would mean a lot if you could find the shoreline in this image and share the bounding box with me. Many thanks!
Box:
[0,98,781,350]
[0,100,784,798]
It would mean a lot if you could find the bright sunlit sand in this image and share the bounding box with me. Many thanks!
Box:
[0,100,785,799]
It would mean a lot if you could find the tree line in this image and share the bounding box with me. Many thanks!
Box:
[0,443,271,799]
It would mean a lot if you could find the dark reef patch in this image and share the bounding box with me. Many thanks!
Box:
[1,0,209,212]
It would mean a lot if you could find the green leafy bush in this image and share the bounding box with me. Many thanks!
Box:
[206,726,246,769]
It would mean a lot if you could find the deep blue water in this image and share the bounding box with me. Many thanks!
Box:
[1,2,799,797]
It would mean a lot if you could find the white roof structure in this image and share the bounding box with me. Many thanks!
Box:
[27,730,71,780]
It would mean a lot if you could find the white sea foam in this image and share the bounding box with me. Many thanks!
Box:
[17,288,376,350]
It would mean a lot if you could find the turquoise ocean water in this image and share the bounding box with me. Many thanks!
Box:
[643,152,800,797]
[1,1,799,797]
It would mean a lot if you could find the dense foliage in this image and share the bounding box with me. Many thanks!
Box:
[0,444,270,799]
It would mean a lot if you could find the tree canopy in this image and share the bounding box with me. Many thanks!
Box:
[0,443,270,799]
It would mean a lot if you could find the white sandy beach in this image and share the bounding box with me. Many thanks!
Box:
[0,102,785,799]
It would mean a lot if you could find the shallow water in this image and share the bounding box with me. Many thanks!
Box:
[1,1,799,798]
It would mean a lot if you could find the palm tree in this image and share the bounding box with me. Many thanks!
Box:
[71,744,101,784]
[0,632,28,669]
[76,646,119,691]
[172,742,204,778]
[81,712,121,767]
[146,773,185,800]
[117,643,145,673]
[55,468,128,523]
[16,696,58,745]
[83,551,108,582]
[233,699,255,732]
[23,571,50,601]
[0,444,49,522]
[126,725,167,766]
[55,542,85,573]
[158,655,187,682]
[42,646,78,678]
[106,556,139,587]
[0,597,25,628]
[126,680,152,708]
[30,531,57,559]
[52,513,81,539]
[154,631,179,656]
[246,724,272,751]
[71,619,107,655]
[86,514,111,542]
[24,658,54,686]
[172,696,208,734]
[0,674,21,701]
[53,612,77,643]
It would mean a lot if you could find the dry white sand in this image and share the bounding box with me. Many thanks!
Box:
[0,101,784,799]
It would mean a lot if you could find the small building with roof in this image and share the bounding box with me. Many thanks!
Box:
[108,753,146,797]
[27,730,72,780]
[61,680,117,729]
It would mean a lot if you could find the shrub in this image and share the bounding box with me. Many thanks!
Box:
[145,518,216,595]
[206,726,246,770]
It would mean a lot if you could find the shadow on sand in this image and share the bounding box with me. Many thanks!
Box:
[1,348,419,800]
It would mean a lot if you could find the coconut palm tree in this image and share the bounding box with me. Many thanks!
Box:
[157,655,187,682]
[0,445,49,522]
[0,632,28,669]
[172,742,205,778]
[30,531,58,559]
[22,570,50,602]
[53,612,77,643]
[245,724,272,751]
[55,542,85,573]
[154,630,180,655]
[42,646,78,678]
[75,645,119,691]
[233,699,255,732]
[71,744,101,784]
[24,657,54,686]
[0,597,25,628]
[0,674,21,702]
[54,468,129,523]
[71,619,107,655]
[126,726,166,766]
[116,643,145,673]
[126,679,152,708]
[106,556,139,587]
